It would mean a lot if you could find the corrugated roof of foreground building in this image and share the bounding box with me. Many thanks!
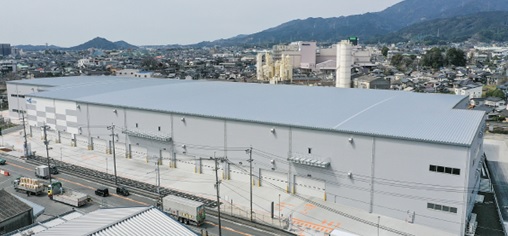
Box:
[8,76,485,147]
[35,206,197,236]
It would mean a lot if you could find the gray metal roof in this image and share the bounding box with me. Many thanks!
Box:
[0,189,32,222]
[9,76,485,147]
[13,195,45,218]
[35,206,197,236]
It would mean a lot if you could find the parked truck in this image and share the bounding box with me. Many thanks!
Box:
[13,177,45,196]
[162,195,206,226]
[35,165,58,179]
[47,181,89,207]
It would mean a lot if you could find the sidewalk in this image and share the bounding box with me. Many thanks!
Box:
[1,130,451,236]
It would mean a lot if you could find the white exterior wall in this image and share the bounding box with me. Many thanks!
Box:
[352,49,372,65]
[6,83,50,119]
[291,129,373,210]
[374,138,470,234]
[455,86,482,99]
[17,90,480,235]
[299,42,317,70]
[116,69,139,77]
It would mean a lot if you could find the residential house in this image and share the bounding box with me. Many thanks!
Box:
[353,75,390,89]
[455,84,483,99]
[485,97,506,108]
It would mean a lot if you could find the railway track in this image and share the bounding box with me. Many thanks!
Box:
[7,153,295,236]
[25,155,218,208]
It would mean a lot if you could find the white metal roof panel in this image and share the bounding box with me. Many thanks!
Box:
[9,210,84,236]
[34,206,196,236]
[15,76,485,147]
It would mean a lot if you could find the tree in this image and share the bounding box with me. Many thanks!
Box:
[381,46,389,57]
[422,47,445,70]
[486,88,506,99]
[390,54,404,68]
[446,48,466,66]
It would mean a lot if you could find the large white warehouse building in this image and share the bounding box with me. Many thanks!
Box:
[6,76,485,235]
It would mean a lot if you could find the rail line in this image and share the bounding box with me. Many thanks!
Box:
[24,155,219,208]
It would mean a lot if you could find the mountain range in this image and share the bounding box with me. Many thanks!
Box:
[371,11,508,44]
[16,37,138,51]
[13,0,508,50]
[195,0,508,46]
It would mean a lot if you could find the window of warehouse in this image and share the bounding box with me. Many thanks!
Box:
[429,165,460,175]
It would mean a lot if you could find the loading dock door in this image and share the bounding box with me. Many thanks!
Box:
[294,175,325,199]
[260,169,288,192]
[201,159,216,175]
[130,145,147,161]
[176,156,197,172]
[230,164,251,183]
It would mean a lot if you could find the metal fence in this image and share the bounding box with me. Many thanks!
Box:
[218,199,287,230]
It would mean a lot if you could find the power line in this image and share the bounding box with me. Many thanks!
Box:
[252,148,480,191]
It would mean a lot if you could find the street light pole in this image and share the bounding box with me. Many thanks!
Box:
[42,125,52,184]
[107,124,118,186]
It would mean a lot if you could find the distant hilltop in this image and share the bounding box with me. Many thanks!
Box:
[69,37,138,50]
[194,0,508,46]
[15,37,138,51]
[13,0,508,49]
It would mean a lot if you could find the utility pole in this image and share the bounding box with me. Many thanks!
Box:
[107,124,118,186]
[22,112,28,158]
[156,159,160,197]
[247,146,253,222]
[42,125,52,184]
[213,152,222,236]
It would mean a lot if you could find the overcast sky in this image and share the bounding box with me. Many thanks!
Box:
[2,0,402,47]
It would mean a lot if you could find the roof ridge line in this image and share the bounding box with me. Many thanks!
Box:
[333,96,396,129]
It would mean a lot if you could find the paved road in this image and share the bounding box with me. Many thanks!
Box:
[0,156,284,236]
[0,125,452,236]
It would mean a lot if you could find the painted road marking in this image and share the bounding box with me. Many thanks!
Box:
[8,162,33,171]
[206,221,253,236]
[292,217,338,233]
[300,203,317,215]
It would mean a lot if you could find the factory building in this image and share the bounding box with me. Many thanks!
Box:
[6,76,485,235]
[258,39,375,87]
